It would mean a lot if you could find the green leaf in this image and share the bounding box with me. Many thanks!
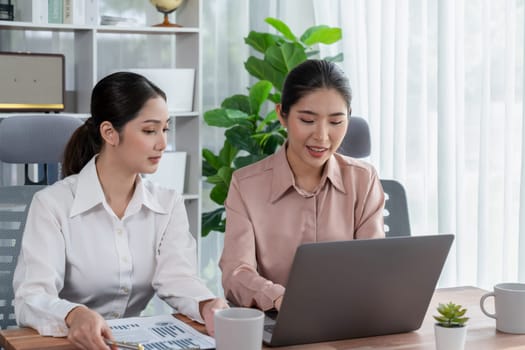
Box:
[433,316,447,323]
[260,133,286,154]
[221,94,252,115]
[301,25,342,46]
[204,108,231,127]
[202,159,216,177]
[268,92,281,104]
[265,17,297,42]
[210,182,228,205]
[201,208,225,236]
[225,109,253,128]
[266,42,308,75]
[306,49,320,58]
[324,52,344,62]
[205,174,225,185]
[244,31,283,54]
[234,154,267,169]
[218,139,239,167]
[456,309,467,317]
[257,110,278,132]
[457,317,469,324]
[264,119,284,133]
[245,56,285,92]
[204,108,251,128]
[216,166,234,188]
[249,80,273,115]
[226,125,261,154]
[202,148,222,171]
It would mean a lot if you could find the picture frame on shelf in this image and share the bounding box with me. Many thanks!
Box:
[123,68,195,113]
[0,52,65,112]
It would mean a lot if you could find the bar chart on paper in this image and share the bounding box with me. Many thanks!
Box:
[107,314,215,350]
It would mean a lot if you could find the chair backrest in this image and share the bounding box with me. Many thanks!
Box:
[337,116,371,158]
[0,115,80,330]
[0,185,44,329]
[337,117,411,237]
[380,179,411,237]
[0,115,83,185]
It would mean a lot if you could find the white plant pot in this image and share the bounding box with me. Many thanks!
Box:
[434,324,467,350]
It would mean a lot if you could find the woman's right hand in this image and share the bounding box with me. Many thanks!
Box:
[274,294,284,311]
[65,306,114,350]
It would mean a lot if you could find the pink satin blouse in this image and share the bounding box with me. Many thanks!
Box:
[219,145,385,310]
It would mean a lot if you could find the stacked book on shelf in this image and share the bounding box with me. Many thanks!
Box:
[100,15,138,26]
[14,0,99,25]
[0,0,14,21]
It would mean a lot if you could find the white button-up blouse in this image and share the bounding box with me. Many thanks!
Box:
[13,156,214,336]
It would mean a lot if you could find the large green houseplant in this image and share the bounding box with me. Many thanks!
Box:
[201,17,343,236]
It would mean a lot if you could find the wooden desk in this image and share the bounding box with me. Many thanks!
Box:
[2,287,525,350]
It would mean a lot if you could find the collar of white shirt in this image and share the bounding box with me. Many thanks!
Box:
[69,155,168,218]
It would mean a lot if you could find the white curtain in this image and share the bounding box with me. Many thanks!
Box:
[201,0,525,294]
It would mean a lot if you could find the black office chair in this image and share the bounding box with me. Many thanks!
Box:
[0,114,82,330]
[0,114,83,185]
[338,116,411,237]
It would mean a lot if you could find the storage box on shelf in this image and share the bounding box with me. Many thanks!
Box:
[0,0,203,241]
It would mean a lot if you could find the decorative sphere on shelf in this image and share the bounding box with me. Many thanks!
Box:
[150,0,185,27]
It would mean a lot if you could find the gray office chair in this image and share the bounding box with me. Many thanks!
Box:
[338,116,411,237]
[0,185,44,330]
[380,179,411,237]
[337,116,371,158]
[0,114,81,330]
[0,114,83,185]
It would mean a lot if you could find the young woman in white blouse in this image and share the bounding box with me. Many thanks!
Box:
[13,72,228,350]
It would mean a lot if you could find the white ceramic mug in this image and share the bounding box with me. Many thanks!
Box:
[480,282,525,334]
[214,307,264,350]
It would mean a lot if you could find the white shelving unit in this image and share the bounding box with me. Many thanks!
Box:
[0,1,203,242]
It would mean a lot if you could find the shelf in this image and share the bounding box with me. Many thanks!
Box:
[0,112,199,119]
[182,194,199,201]
[0,0,203,240]
[0,20,199,34]
[96,26,199,35]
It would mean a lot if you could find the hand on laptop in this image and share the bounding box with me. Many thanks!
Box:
[274,295,284,311]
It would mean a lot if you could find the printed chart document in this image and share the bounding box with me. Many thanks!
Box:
[107,314,215,350]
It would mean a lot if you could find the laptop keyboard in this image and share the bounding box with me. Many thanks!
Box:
[265,310,278,320]
[264,310,278,336]
[264,324,275,333]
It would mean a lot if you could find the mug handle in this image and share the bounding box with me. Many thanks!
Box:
[480,292,496,319]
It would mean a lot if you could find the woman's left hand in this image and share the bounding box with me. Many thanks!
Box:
[199,298,229,336]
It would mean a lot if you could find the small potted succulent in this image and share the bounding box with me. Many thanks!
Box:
[433,301,469,350]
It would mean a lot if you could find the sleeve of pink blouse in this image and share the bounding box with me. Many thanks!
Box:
[354,167,386,239]
[219,175,285,311]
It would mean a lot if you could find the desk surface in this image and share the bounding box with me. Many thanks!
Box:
[2,286,525,350]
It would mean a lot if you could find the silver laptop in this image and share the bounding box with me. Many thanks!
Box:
[263,234,454,347]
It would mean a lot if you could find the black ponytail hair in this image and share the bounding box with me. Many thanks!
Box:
[62,71,166,176]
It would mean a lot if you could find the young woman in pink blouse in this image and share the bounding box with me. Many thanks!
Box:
[219,59,385,311]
